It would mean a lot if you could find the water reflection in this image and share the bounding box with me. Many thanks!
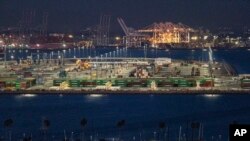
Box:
[203,94,220,98]
[15,94,37,99]
[85,94,106,102]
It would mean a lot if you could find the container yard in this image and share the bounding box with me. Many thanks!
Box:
[0,53,248,94]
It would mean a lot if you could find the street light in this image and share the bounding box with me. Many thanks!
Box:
[115,36,121,41]
[11,54,14,60]
[62,43,66,48]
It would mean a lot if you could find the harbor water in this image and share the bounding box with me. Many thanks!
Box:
[0,48,250,140]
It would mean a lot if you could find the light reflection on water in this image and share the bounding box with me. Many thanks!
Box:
[1,94,250,141]
[15,94,37,99]
[85,94,106,102]
[203,94,221,98]
[89,94,104,98]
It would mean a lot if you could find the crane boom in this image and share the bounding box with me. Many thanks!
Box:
[117,18,129,36]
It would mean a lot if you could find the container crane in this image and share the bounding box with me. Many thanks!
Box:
[117,17,145,47]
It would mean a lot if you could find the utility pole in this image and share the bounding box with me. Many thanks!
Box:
[4,45,7,68]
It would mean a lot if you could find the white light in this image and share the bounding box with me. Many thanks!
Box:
[16,94,37,98]
[115,36,120,40]
[23,94,36,97]
[204,94,220,98]
[204,36,208,40]
[36,44,40,47]
[191,36,198,40]
[89,94,103,98]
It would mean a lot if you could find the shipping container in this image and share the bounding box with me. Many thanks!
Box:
[96,80,109,86]
[0,81,6,88]
[69,79,80,87]
[0,78,16,89]
[53,79,66,86]
[127,79,146,87]
[241,79,250,88]
[158,81,173,87]
[199,79,214,87]
[15,81,20,89]
[114,79,127,87]
[24,78,36,87]
[81,80,96,87]
[23,72,32,78]
[6,81,16,88]
[20,81,29,89]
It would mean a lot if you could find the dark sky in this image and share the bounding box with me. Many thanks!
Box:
[0,0,250,33]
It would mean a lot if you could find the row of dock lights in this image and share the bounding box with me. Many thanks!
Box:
[7,49,29,60]
[4,46,129,63]
[101,47,128,59]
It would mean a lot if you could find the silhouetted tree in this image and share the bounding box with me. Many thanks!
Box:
[158,121,166,141]
[4,118,13,141]
[80,118,88,141]
[116,120,125,128]
[191,122,200,141]
[41,118,50,141]
[22,135,32,141]
[116,120,126,139]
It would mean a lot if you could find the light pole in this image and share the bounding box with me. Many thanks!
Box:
[78,47,80,57]
[82,47,85,57]
[4,45,7,67]
[144,44,147,60]
[37,50,40,64]
[74,48,76,58]
[116,48,119,57]
[58,53,61,66]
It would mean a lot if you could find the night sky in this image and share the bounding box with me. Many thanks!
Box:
[0,0,249,33]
